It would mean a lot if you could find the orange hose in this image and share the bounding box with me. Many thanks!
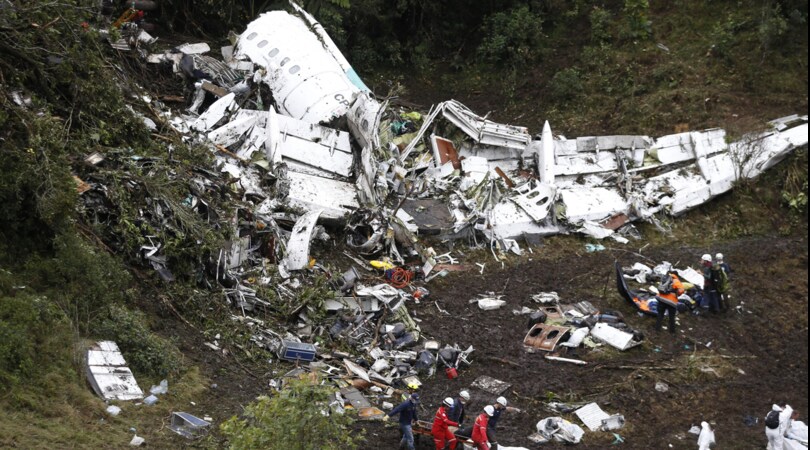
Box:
[387,267,412,288]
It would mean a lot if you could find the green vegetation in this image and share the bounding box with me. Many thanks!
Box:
[221,376,362,449]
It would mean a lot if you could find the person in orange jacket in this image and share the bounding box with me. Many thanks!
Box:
[655,271,685,334]
[471,405,495,450]
[432,397,459,450]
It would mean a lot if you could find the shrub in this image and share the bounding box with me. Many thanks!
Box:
[622,0,652,40]
[477,5,545,67]
[589,7,613,43]
[96,304,183,378]
[548,68,584,102]
[0,293,72,387]
[221,376,362,450]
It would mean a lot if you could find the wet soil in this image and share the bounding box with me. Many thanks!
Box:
[359,233,808,449]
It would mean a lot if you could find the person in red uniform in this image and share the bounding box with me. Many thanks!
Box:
[432,397,459,450]
[471,405,495,450]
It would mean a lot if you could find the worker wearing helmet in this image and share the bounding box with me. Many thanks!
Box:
[700,254,720,313]
[487,396,521,449]
[471,405,494,450]
[449,390,470,425]
[432,397,459,450]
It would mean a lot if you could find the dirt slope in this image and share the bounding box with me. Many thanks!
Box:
[360,233,808,449]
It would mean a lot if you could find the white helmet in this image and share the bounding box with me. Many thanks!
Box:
[443,397,454,407]
[496,396,508,407]
[715,253,724,261]
[701,254,712,262]
[459,390,470,402]
[484,405,495,416]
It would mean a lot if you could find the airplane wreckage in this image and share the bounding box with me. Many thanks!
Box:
[83,1,807,275]
[148,4,806,260]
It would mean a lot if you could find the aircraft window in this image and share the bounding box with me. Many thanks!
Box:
[289,65,301,74]
[246,32,258,40]
[280,57,290,67]
[269,48,279,57]
[257,40,268,48]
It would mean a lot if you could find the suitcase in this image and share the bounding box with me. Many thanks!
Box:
[279,341,317,362]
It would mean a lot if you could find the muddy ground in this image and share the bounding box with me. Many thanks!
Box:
[139,227,808,450]
[356,233,808,449]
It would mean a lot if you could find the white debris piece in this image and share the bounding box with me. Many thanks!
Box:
[283,210,323,271]
[575,402,611,432]
[531,292,560,304]
[697,421,715,450]
[559,327,590,348]
[536,417,585,444]
[176,42,211,54]
[676,267,705,289]
[590,323,642,351]
[86,341,144,401]
[283,171,359,220]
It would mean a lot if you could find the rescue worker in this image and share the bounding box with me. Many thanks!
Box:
[471,405,495,450]
[765,404,794,450]
[700,254,720,313]
[655,271,684,334]
[715,252,732,311]
[384,393,420,450]
[432,397,459,450]
[448,390,470,425]
[487,396,521,450]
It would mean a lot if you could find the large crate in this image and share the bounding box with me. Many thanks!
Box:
[279,341,317,362]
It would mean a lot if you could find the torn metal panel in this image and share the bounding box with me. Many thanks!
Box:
[471,375,512,395]
[86,341,144,401]
[176,42,211,55]
[223,236,252,269]
[590,323,641,351]
[559,187,628,224]
[180,54,243,86]
[282,171,358,220]
[340,387,372,409]
[510,182,556,222]
[554,151,619,176]
[271,110,353,178]
[574,403,611,432]
[192,92,237,132]
[235,11,361,124]
[576,135,651,152]
[169,412,211,439]
[487,201,561,240]
[649,128,726,165]
[400,199,456,235]
[460,156,489,190]
[208,112,258,148]
[431,134,461,169]
[676,267,704,289]
[343,359,371,383]
[355,146,381,206]
[523,324,571,352]
[347,92,384,150]
[441,100,531,150]
[601,213,630,230]
[283,209,322,271]
[325,297,380,313]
